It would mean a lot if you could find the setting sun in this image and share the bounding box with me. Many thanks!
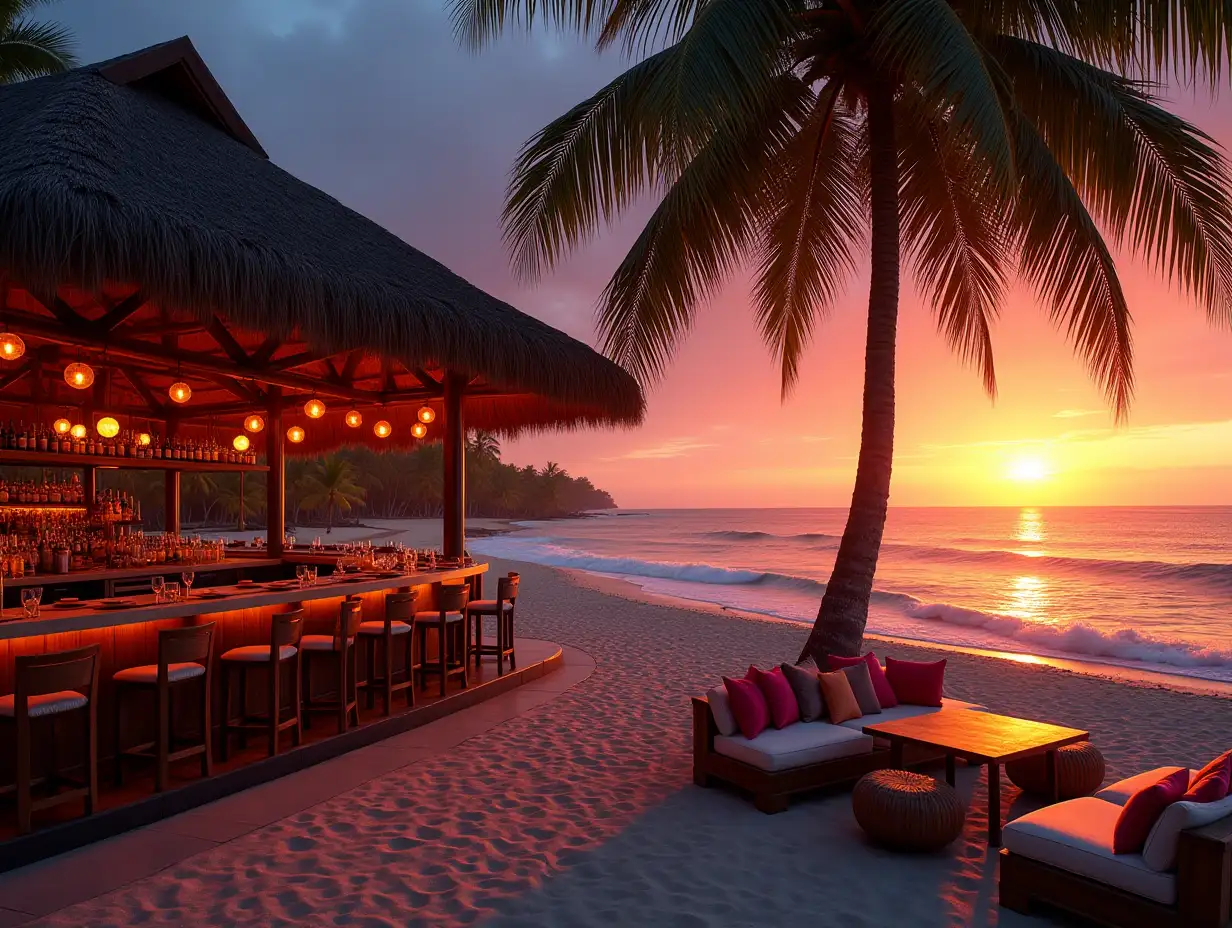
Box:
[1007,456,1050,482]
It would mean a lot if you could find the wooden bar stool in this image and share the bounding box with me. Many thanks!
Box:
[415,582,469,697]
[113,622,215,792]
[465,574,519,673]
[302,599,362,733]
[0,644,100,834]
[357,591,418,714]
[220,608,303,759]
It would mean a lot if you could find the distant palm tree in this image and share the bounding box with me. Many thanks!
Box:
[458,0,1232,660]
[216,475,265,530]
[540,461,565,480]
[468,430,502,460]
[298,457,366,533]
[0,0,75,83]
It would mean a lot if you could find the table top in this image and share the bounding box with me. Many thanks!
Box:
[862,709,1089,763]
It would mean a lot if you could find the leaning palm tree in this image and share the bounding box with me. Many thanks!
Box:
[456,0,1232,659]
[0,0,75,83]
[297,457,366,533]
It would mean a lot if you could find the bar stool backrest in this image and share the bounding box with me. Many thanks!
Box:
[438,582,468,614]
[15,645,101,710]
[337,599,363,647]
[497,575,519,603]
[386,591,414,626]
[159,622,215,667]
[272,608,304,650]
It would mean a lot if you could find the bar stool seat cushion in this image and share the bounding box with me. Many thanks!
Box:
[0,691,88,717]
[221,645,297,662]
[465,599,513,614]
[301,634,357,651]
[357,621,412,636]
[414,611,464,622]
[113,662,206,684]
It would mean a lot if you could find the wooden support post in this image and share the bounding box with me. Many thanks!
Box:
[164,418,180,536]
[266,393,285,556]
[442,371,466,559]
[238,472,246,532]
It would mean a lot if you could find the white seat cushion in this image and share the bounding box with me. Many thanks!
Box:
[1142,794,1232,871]
[1003,797,1177,904]
[413,611,463,622]
[466,599,513,613]
[1094,767,1194,806]
[113,662,205,684]
[714,721,874,772]
[837,697,986,732]
[357,621,412,636]
[0,691,88,717]
[221,645,297,662]
[300,635,356,652]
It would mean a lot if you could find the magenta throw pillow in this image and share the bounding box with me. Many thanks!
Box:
[884,657,946,707]
[1113,768,1190,854]
[1184,750,1232,802]
[827,653,898,709]
[750,666,800,729]
[722,675,770,739]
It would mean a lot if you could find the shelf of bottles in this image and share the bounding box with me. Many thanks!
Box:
[0,420,268,473]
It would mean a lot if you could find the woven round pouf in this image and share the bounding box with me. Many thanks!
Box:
[1006,742,1106,800]
[852,770,965,852]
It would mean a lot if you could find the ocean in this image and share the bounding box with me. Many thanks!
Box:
[469,507,1232,684]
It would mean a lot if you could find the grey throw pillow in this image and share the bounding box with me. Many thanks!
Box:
[841,661,882,715]
[706,686,738,735]
[779,661,825,721]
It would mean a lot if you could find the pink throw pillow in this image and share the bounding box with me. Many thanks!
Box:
[1113,768,1190,853]
[749,666,800,729]
[827,653,898,709]
[723,675,769,739]
[1184,749,1232,802]
[884,657,946,707]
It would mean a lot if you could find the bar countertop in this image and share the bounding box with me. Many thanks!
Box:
[0,559,284,589]
[0,563,488,640]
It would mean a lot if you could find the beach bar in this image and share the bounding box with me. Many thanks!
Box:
[0,37,642,861]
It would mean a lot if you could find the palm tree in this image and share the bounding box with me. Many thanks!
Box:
[457,0,1232,659]
[468,430,502,460]
[0,0,75,83]
[297,456,366,533]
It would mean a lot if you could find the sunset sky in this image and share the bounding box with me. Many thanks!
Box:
[56,0,1232,508]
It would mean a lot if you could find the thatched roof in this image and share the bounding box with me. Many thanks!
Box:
[0,37,643,451]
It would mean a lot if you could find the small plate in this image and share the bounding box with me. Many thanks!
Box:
[235,580,257,587]
[52,599,84,610]
[98,599,136,610]
[195,590,228,599]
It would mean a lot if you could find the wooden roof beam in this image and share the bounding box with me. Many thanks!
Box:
[207,316,251,366]
[96,291,150,333]
[115,364,167,414]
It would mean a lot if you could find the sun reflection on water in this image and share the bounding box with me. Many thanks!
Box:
[1014,507,1046,557]
[1005,574,1057,624]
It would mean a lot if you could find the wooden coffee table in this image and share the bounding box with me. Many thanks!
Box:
[863,710,1089,846]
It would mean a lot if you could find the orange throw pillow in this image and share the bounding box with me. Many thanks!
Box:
[818,670,862,724]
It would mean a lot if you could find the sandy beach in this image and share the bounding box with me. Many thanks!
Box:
[12,551,1232,927]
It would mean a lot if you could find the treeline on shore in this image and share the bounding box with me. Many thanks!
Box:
[89,432,615,530]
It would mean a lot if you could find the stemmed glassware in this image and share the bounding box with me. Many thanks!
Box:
[151,575,166,603]
[20,587,42,618]
[181,570,195,597]
[296,564,308,588]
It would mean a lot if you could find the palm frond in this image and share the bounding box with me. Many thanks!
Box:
[899,111,1010,397]
[596,0,703,55]
[754,83,864,396]
[597,75,809,384]
[1011,114,1134,418]
[503,0,792,280]
[448,0,616,49]
[0,18,75,81]
[869,0,1016,189]
[996,37,1232,326]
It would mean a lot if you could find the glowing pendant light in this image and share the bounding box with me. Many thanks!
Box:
[138,432,152,446]
[373,420,391,439]
[232,434,250,452]
[417,406,435,424]
[411,422,428,439]
[286,425,305,443]
[53,418,72,435]
[96,417,120,438]
[244,414,265,433]
[304,397,326,419]
[345,409,363,428]
[64,362,94,390]
[169,381,192,404]
[70,423,87,439]
[0,332,25,361]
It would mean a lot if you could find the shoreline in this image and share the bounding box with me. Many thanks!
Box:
[563,566,1232,700]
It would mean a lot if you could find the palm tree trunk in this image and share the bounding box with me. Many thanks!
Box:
[800,80,900,663]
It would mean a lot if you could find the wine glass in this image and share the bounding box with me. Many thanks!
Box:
[306,566,318,586]
[151,575,166,603]
[295,563,307,588]
[181,571,195,596]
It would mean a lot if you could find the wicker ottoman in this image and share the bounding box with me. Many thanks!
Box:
[1006,742,1105,800]
[852,770,965,852]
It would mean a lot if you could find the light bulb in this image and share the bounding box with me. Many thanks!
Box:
[138,432,151,446]
[345,409,363,428]
[169,381,192,403]
[64,362,94,390]
[373,420,391,438]
[233,434,250,452]
[417,406,435,424]
[53,418,72,435]
[244,414,265,433]
[304,398,326,419]
[96,417,120,438]
[287,425,305,443]
[70,423,87,439]
[0,333,25,361]
[411,422,427,439]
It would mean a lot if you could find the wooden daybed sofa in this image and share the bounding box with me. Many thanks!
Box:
[1000,766,1232,928]
[691,694,985,813]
